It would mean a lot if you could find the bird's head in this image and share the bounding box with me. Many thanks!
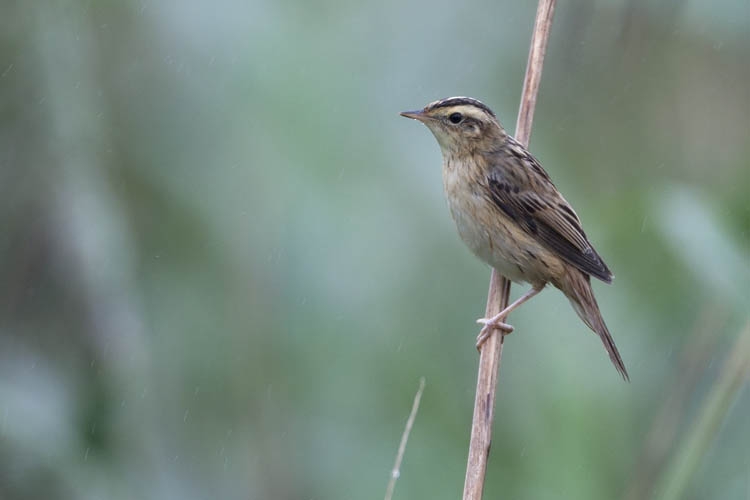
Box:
[400,96,506,154]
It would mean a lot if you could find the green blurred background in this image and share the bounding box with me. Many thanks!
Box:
[1,1,749,499]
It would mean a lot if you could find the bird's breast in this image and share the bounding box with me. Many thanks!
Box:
[442,158,560,285]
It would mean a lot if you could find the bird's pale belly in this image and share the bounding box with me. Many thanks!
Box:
[446,190,561,286]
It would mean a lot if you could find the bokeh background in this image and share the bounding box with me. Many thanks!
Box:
[2,1,749,499]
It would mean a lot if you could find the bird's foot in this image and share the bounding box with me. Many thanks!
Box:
[475,315,514,350]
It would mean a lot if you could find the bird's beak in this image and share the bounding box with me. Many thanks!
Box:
[400,109,428,121]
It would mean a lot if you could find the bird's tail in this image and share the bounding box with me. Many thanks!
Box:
[558,268,629,381]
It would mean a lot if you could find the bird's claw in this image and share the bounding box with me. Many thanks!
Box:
[475,317,514,350]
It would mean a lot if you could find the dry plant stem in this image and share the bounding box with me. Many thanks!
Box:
[384,377,426,500]
[462,1,557,499]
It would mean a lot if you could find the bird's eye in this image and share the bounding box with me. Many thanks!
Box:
[448,112,463,124]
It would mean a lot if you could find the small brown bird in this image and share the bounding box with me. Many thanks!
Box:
[401,96,628,380]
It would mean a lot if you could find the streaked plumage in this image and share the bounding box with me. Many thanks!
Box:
[401,96,628,380]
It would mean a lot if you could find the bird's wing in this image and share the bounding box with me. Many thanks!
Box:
[486,143,613,283]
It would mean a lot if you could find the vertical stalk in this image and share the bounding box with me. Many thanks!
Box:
[462,1,557,498]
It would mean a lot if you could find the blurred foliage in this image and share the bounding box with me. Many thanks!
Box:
[1,1,749,499]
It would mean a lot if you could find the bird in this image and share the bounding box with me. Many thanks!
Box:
[401,96,628,380]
